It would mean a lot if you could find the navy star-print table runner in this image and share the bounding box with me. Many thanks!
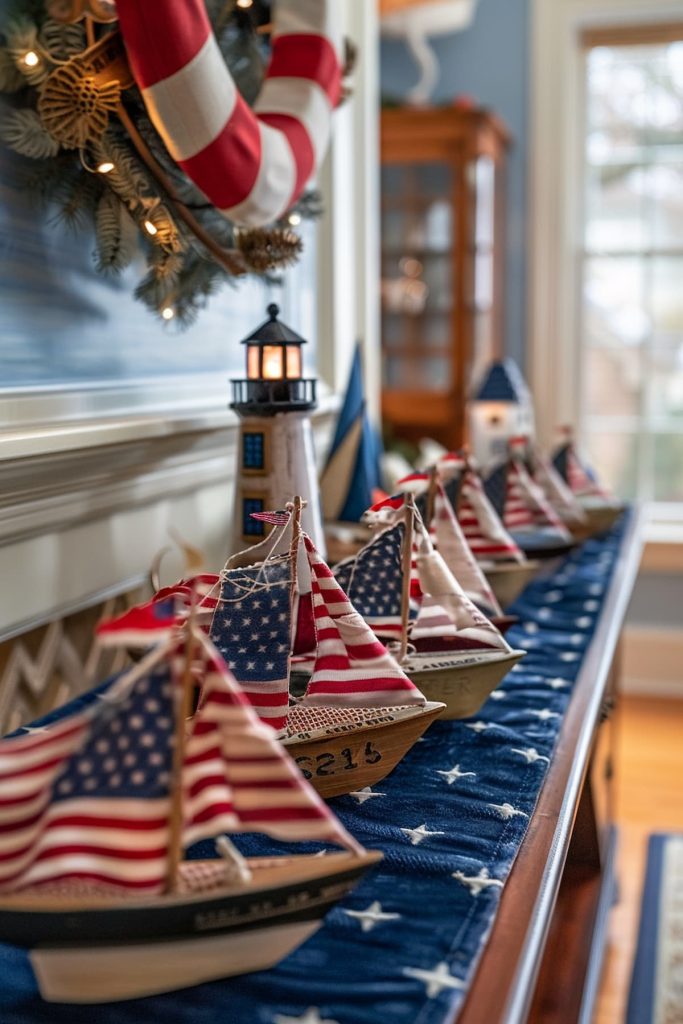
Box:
[0,514,629,1024]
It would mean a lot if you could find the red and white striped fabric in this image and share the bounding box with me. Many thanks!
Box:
[116,0,343,228]
[97,575,220,647]
[301,536,425,708]
[184,634,359,852]
[457,469,525,563]
[430,484,501,618]
[505,441,569,535]
[566,449,610,500]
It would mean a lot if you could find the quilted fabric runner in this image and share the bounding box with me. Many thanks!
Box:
[0,515,629,1024]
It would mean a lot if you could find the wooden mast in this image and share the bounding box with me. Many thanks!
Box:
[425,466,438,529]
[165,598,197,892]
[398,494,415,664]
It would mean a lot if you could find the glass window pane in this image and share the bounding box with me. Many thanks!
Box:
[652,257,683,336]
[653,433,683,500]
[584,347,643,418]
[583,429,641,499]
[585,165,647,251]
[647,341,683,421]
[649,164,683,249]
[583,257,648,346]
[474,157,495,247]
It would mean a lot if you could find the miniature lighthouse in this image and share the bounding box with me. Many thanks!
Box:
[230,303,325,552]
[468,359,536,470]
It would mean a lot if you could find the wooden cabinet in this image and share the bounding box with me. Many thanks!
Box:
[380,106,510,450]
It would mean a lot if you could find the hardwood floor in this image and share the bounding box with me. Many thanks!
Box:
[594,696,683,1024]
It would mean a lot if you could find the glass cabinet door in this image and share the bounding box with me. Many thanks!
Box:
[381,162,455,393]
[470,154,499,384]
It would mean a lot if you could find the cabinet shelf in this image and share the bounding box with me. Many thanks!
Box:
[380,106,509,449]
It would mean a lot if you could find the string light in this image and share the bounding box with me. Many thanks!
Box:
[23,51,39,67]
[161,306,175,321]
[287,212,301,226]
[96,161,115,174]
[144,219,158,236]
[236,0,254,7]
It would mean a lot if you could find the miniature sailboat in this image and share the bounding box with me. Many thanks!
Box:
[0,631,381,1003]
[436,451,540,607]
[394,469,516,631]
[333,498,525,718]
[483,437,574,558]
[99,501,443,799]
[526,442,588,533]
[552,426,624,534]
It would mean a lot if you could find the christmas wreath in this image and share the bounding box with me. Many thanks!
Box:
[0,1,351,326]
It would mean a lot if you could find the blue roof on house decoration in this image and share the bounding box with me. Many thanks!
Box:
[473,360,530,403]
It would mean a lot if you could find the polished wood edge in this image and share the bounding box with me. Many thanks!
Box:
[456,510,643,1024]
[580,22,683,49]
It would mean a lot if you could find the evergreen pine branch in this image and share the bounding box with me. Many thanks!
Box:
[0,47,25,92]
[39,18,85,61]
[0,107,59,158]
[94,190,137,274]
[49,165,104,231]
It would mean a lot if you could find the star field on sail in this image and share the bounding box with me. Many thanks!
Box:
[0,630,381,1002]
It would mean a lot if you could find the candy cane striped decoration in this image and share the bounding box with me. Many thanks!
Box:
[116,0,343,228]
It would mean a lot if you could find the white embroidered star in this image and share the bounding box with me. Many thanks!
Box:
[402,961,465,998]
[523,622,539,634]
[510,746,550,765]
[436,764,476,786]
[545,590,563,603]
[452,867,504,896]
[529,709,560,721]
[548,677,570,689]
[465,721,493,733]
[273,1008,339,1024]
[246,661,256,671]
[20,724,51,735]
[342,900,401,932]
[350,787,385,804]
[575,616,592,629]
[560,651,579,662]
[400,823,446,846]
[489,689,506,700]
[488,802,528,820]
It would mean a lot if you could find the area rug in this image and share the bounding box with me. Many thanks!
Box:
[627,833,683,1024]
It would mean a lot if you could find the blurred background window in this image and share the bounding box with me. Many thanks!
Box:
[580,31,683,508]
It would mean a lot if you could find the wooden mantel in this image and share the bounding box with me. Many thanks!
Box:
[457,512,643,1023]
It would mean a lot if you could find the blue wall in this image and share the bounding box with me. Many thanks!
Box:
[380,0,530,367]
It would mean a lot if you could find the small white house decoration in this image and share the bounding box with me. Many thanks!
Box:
[230,304,324,553]
[468,359,536,469]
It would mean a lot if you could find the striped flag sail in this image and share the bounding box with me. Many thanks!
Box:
[0,636,361,897]
[530,445,587,525]
[410,524,512,655]
[301,537,425,708]
[552,428,611,500]
[184,633,360,852]
[96,575,220,647]
[499,438,571,537]
[208,556,293,738]
[0,646,177,894]
[438,453,525,564]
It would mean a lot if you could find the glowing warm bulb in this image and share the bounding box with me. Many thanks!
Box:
[161,306,175,321]
[23,50,39,67]
[236,0,253,7]
[97,161,115,174]
[288,212,301,226]
[144,219,158,236]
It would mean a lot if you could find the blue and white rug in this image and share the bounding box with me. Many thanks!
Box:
[0,516,629,1024]
[628,833,683,1024]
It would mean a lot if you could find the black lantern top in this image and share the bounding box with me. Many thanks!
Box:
[231,303,317,416]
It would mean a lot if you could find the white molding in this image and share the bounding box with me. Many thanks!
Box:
[317,0,380,416]
[528,0,683,447]
[621,625,683,697]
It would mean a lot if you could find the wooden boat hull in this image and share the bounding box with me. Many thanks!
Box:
[0,851,381,1002]
[572,504,624,539]
[404,650,526,719]
[284,703,445,798]
[484,561,540,608]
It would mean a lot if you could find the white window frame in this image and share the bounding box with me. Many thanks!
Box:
[529,0,683,527]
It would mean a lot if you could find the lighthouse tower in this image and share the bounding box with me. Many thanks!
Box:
[230,303,324,553]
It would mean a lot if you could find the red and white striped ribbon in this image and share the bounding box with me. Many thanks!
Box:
[116,0,342,227]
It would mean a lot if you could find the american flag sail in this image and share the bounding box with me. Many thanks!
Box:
[439,454,524,563]
[184,633,360,852]
[302,536,425,707]
[208,556,292,737]
[0,645,177,894]
[97,575,220,647]
[531,446,587,523]
[553,430,610,500]
[333,522,415,639]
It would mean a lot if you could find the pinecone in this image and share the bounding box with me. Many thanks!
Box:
[236,227,303,272]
